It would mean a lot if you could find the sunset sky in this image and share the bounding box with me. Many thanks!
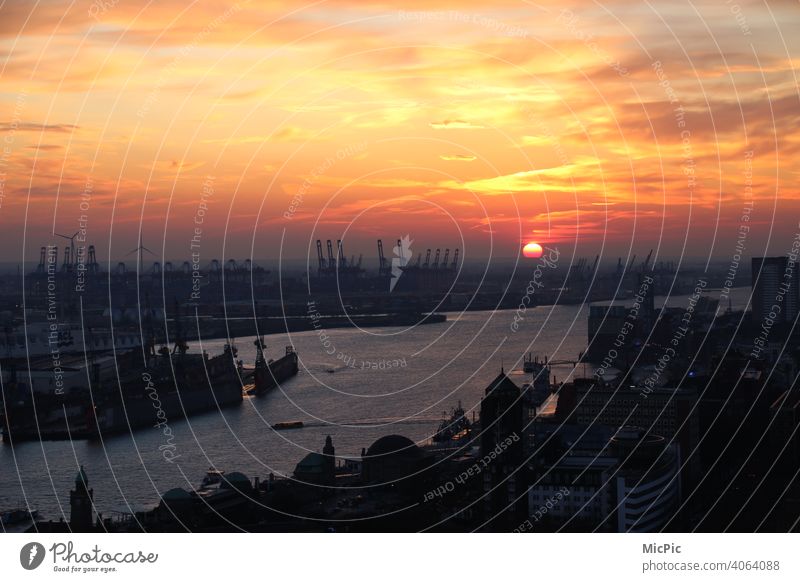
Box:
[0,0,798,266]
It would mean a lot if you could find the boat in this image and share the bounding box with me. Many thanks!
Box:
[200,469,225,490]
[1,338,244,443]
[522,354,552,407]
[432,401,471,442]
[271,421,303,430]
[246,338,299,396]
[523,352,549,373]
[0,322,142,358]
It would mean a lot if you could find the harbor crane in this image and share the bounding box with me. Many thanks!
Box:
[641,249,653,272]
[326,240,335,269]
[377,239,389,276]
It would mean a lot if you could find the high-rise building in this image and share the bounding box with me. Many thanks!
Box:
[527,424,681,532]
[752,256,799,322]
[611,428,681,532]
[768,390,800,475]
[570,382,699,467]
[479,370,526,528]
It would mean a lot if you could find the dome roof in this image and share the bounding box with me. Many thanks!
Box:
[365,434,419,458]
[296,452,325,473]
[221,471,251,490]
[75,465,88,486]
[162,487,192,501]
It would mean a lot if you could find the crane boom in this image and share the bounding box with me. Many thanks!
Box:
[377,240,387,274]
[642,249,653,272]
[326,240,335,269]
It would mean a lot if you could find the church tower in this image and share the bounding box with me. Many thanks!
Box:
[323,435,336,484]
[70,465,94,531]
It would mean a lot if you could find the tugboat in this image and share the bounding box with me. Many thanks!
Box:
[199,469,226,490]
[433,401,471,443]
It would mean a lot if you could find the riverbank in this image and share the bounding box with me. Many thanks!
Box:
[156,311,447,342]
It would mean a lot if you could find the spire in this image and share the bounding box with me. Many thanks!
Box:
[75,465,88,487]
[323,435,335,457]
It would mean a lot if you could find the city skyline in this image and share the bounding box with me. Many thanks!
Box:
[2,0,800,544]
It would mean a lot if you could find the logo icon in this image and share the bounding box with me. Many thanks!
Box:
[390,235,413,292]
[20,542,46,570]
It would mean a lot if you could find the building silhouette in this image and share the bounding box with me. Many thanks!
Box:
[479,370,526,529]
[294,435,337,487]
[70,465,94,531]
[752,256,798,322]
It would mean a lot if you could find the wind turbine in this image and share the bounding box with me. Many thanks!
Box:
[55,231,79,269]
[126,232,156,274]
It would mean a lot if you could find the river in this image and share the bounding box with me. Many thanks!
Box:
[0,287,751,520]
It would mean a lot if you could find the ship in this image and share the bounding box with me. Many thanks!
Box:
[521,354,552,408]
[523,352,549,374]
[271,421,303,430]
[245,337,298,396]
[432,401,471,443]
[1,337,244,442]
[199,468,226,490]
[0,321,142,358]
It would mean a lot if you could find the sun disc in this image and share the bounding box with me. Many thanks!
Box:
[522,242,543,258]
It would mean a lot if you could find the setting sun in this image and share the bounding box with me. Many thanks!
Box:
[522,242,544,259]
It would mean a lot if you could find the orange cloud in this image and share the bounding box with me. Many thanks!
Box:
[0,0,798,259]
